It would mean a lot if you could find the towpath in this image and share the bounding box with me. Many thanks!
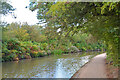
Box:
[72,53,107,78]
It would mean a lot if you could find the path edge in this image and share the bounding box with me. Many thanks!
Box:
[71,53,106,78]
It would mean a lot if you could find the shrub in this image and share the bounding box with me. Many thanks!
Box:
[11,53,18,59]
[68,46,79,52]
[2,53,16,61]
[26,41,33,46]
[41,43,48,50]
[7,39,20,50]
[51,49,63,55]
[30,51,38,58]
[37,52,44,57]
[24,53,31,59]
[31,45,39,51]
[26,47,30,53]
[59,45,66,52]
[87,45,92,50]
[20,54,25,59]
[10,50,18,54]
[26,53,30,56]
[82,47,87,51]
[2,53,5,56]
[2,47,10,54]
[21,47,26,53]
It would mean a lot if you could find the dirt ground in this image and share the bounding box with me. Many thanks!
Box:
[105,59,118,78]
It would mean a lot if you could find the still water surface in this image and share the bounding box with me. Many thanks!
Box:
[2,53,93,78]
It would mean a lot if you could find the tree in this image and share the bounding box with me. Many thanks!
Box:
[29,2,120,66]
[0,1,15,15]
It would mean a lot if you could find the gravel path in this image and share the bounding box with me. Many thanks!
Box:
[72,53,107,78]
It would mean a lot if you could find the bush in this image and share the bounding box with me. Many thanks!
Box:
[7,39,20,50]
[26,53,30,56]
[24,54,31,59]
[81,47,87,51]
[30,51,38,58]
[2,54,14,61]
[31,45,39,51]
[21,47,26,53]
[2,47,10,54]
[87,45,92,50]
[37,52,45,57]
[20,54,25,59]
[26,47,30,53]
[68,46,79,52]
[41,43,48,50]
[51,49,63,55]
[10,50,18,54]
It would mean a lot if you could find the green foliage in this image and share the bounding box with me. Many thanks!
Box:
[2,24,107,62]
[28,2,119,66]
[6,38,20,50]
[68,46,79,52]
[26,53,30,56]
[40,43,48,50]
[21,55,25,59]
[37,52,45,57]
[3,2,112,62]
[0,1,15,15]
[2,38,49,61]
[30,51,38,58]
[81,47,87,51]
[51,49,63,55]
[2,55,13,61]
[31,45,39,51]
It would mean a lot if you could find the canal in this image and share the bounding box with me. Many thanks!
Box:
[2,52,98,78]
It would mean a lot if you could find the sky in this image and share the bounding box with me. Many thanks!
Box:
[1,0,40,25]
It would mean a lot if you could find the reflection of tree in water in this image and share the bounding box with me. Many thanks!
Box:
[2,57,57,78]
[2,54,91,78]
[55,55,91,78]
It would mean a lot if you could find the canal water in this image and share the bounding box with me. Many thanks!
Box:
[2,52,96,78]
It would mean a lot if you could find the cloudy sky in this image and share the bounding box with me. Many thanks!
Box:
[1,0,39,25]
